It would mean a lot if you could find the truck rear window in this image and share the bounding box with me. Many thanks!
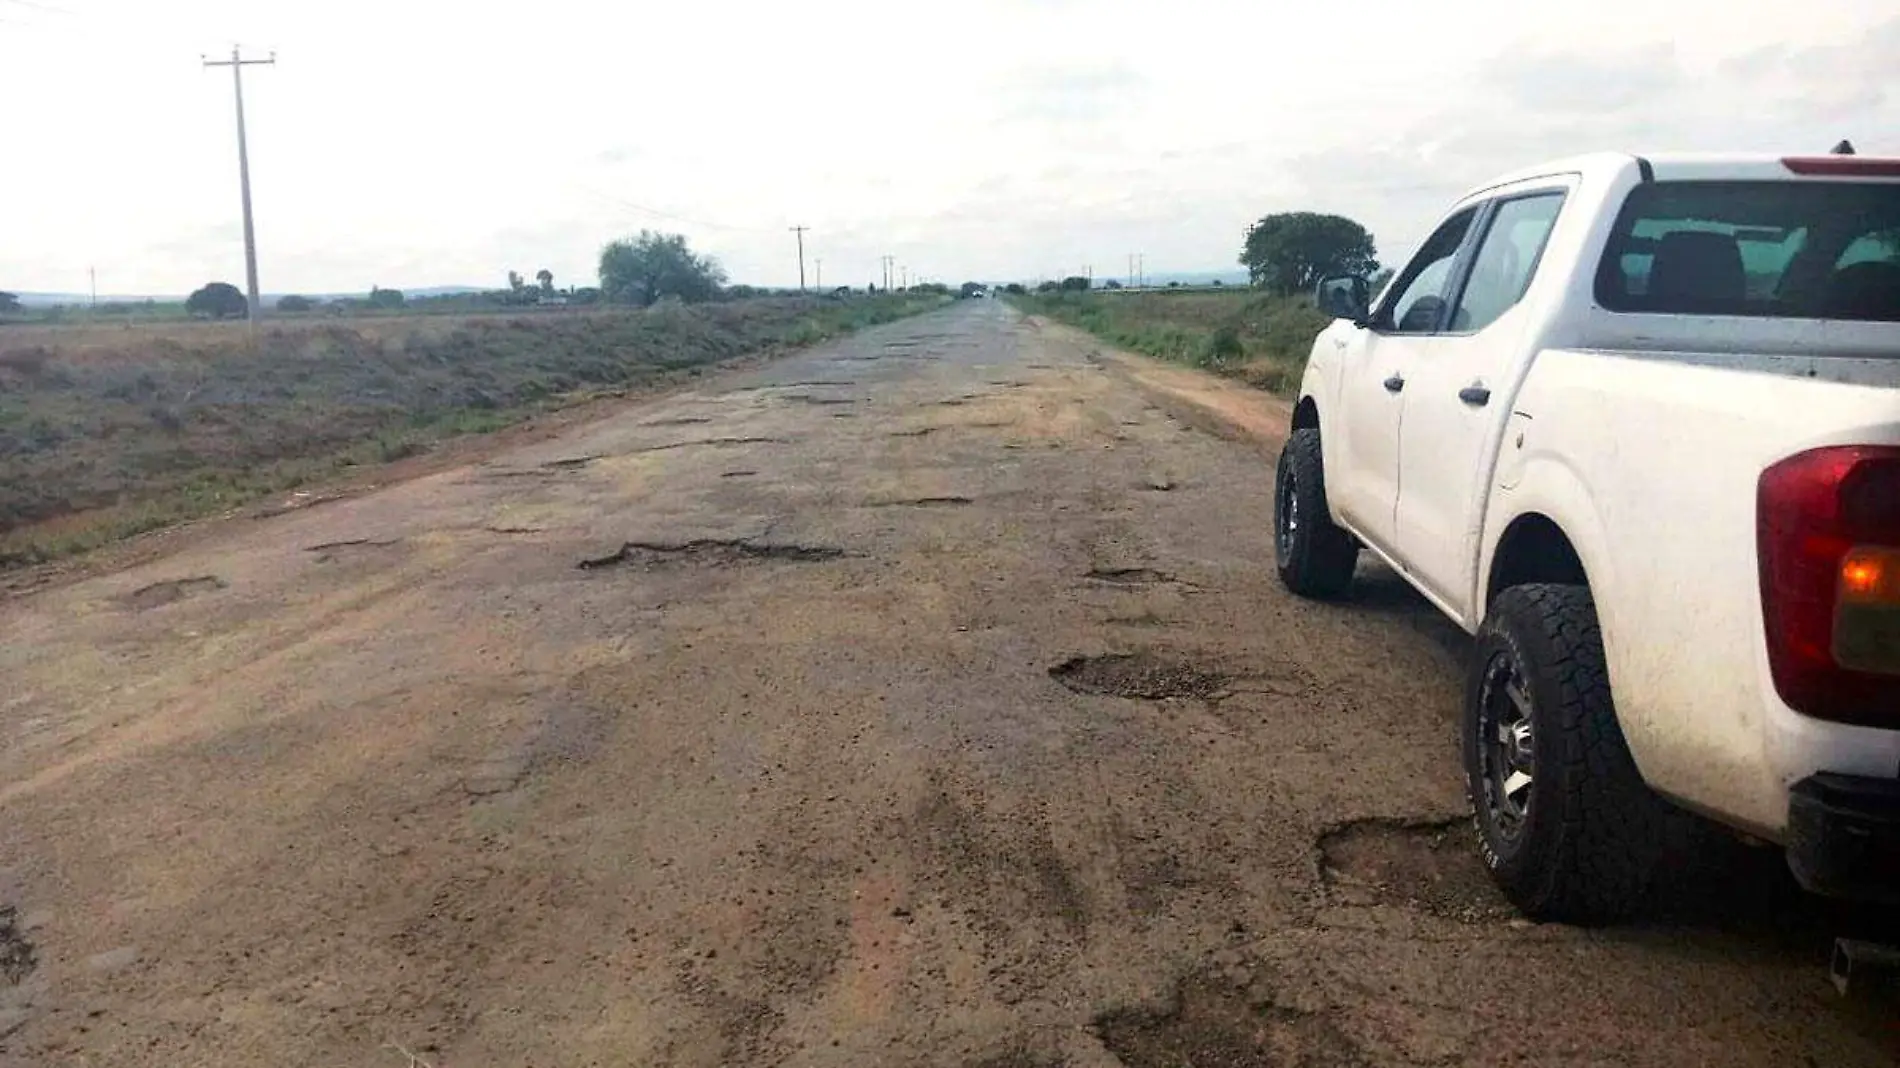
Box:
[1595,181,1900,322]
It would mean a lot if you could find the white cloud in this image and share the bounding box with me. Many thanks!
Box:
[0,0,1895,294]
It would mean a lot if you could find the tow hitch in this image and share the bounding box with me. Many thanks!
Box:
[1830,938,1900,998]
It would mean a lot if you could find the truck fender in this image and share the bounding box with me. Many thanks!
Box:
[1480,458,1663,780]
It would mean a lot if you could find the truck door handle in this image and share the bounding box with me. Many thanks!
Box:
[1383,374,1405,394]
[1458,385,1492,406]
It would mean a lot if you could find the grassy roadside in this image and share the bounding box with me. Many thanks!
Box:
[0,294,944,568]
[1009,289,1327,395]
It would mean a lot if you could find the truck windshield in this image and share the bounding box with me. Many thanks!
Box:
[1595,180,1900,322]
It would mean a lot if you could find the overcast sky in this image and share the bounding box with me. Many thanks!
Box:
[2,0,1896,296]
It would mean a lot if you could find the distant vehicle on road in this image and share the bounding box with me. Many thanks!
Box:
[1277,151,1900,922]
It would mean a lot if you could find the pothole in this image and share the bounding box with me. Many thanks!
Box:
[542,455,602,469]
[121,575,224,611]
[1049,654,1227,700]
[1,906,36,986]
[868,496,974,508]
[1317,818,1509,922]
[578,539,848,570]
[1096,972,1366,1068]
[305,538,401,563]
[890,427,939,438]
[721,470,759,479]
[1086,567,1177,587]
[632,437,786,454]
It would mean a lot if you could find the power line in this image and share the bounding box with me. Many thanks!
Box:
[789,225,809,292]
[203,45,275,336]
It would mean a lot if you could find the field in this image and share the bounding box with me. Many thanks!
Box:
[0,295,941,567]
[1011,288,1329,395]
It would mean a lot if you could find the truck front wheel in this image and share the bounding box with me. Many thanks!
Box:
[1274,428,1358,598]
[1465,584,1664,923]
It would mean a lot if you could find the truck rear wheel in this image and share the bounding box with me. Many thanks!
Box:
[1465,584,1663,923]
[1274,429,1357,598]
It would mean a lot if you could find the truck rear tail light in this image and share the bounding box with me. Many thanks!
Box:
[1758,446,1900,727]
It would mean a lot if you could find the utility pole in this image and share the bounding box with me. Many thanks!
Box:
[1127,254,1134,289]
[815,258,822,290]
[89,267,97,311]
[789,225,809,291]
[1137,253,1145,289]
[203,46,275,335]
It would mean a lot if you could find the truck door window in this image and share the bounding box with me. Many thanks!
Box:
[1448,193,1566,333]
[1378,207,1479,334]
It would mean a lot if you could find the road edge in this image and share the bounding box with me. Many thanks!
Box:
[1024,315,1294,452]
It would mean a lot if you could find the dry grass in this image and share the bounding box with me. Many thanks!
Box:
[1011,289,1328,395]
[0,295,943,568]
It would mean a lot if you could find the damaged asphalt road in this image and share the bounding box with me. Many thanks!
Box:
[0,300,1894,1065]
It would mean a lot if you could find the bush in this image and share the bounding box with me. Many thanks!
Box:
[276,295,315,313]
[1195,324,1245,367]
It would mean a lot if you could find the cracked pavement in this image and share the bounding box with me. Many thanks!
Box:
[1,300,1894,1065]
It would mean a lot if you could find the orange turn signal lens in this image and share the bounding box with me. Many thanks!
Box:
[1840,546,1900,604]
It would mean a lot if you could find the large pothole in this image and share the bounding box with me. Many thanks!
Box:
[1049,654,1227,701]
[1096,972,1367,1068]
[578,539,847,570]
[1317,818,1510,922]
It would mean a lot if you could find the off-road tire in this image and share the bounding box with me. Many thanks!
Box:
[1274,429,1358,598]
[1466,584,1664,924]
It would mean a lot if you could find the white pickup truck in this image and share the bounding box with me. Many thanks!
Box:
[1277,151,1900,922]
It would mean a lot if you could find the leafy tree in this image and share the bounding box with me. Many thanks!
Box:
[1003,283,1026,295]
[507,270,525,292]
[276,294,315,312]
[1369,267,1396,296]
[186,282,247,319]
[1240,212,1378,296]
[0,291,20,313]
[1102,279,1122,290]
[1059,276,1090,292]
[1035,280,1060,293]
[536,269,554,294]
[368,286,405,310]
[598,230,726,306]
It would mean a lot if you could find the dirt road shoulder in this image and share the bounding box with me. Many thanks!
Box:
[1024,315,1292,449]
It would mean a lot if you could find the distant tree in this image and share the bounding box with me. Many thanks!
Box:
[368,286,405,310]
[868,282,879,294]
[1167,281,1181,288]
[598,230,726,306]
[1003,283,1026,295]
[1369,266,1396,296]
[1240,212,1378,296]
[1102,279,1122,290]
[186,281,248,319]
[276,294,315,313]
[536,268,554,293]
[507,270,525,292]
[1035,280,1060,293]
[0,291,19,313]
[833,285,852,296]
[1059,275,1090,292]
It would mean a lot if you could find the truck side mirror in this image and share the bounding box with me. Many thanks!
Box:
[1316,274,1370,325]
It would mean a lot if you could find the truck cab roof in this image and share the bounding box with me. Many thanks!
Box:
[1461,152,1900,203]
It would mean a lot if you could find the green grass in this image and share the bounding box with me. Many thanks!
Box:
[1010,289,1327,395]
[0,293,945,568]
